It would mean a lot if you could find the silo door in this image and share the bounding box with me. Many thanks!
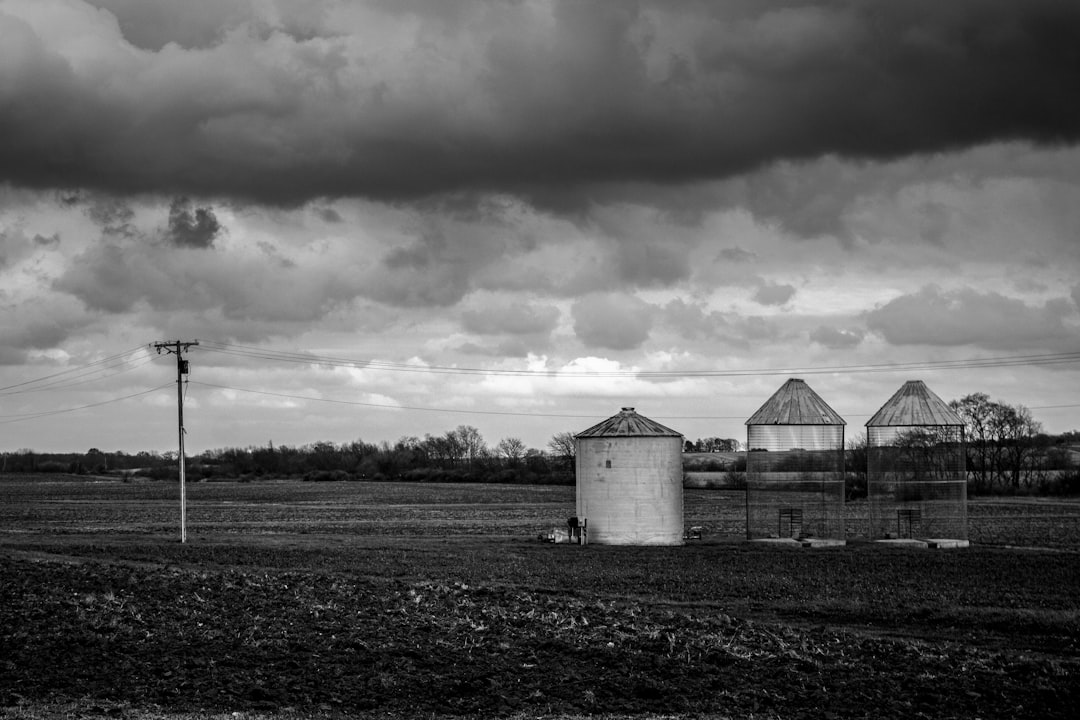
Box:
[897,508,921,539]
[779,508,803,539]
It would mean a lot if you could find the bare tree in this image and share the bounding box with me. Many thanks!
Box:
[950,393,994,492]
[951,393,1044,491]
[496,437,527,465]
[990,403,1043,489]
[452,425,487,468]
[547,431,576,470]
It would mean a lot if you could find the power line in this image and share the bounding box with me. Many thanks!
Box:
[196,340,1080,378]
[188,381,612,419]
[0,384,174,424]
[0,346,150,395]
[188,381,1080,422]
[0,355,157,396]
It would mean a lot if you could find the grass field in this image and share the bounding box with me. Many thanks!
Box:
[2,476,1079,719]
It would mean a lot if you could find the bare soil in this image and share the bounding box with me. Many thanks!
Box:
[1,477,1078,719]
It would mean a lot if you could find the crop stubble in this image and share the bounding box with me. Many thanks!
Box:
[1,476,1078,719]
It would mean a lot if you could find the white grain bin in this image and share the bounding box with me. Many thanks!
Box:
[574,407,684,546]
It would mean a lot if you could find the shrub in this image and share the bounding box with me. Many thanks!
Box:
[303,469,352,482]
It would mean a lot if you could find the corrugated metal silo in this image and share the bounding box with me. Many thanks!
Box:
[745,378,846,541]
[575,407,684,545]
[866,380,967,541]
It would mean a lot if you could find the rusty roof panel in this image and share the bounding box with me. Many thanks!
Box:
[745,378,846,426]
[576,407,683,438]
[866,380,963,427]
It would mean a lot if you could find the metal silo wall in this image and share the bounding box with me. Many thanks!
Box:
[867,425,967,540]
[745,425,846,540]
[575,436,684,545]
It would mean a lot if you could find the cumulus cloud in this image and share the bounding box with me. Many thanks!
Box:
[52,229,357,328]
[1,0,1077,206]
[0,294,90,364]
[866,285,1075,351]
[461,299,559,336]
[753,281,797,306]
[662,298,728,341]
[1,225,61,271]
[718,247,756,263]
[571,293,655,350]
[810,325,864,350]
[364,233,475,309]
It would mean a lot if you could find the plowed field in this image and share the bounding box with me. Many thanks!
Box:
[1,477,1078,720]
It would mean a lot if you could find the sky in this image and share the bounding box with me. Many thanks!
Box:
[2,0,1079,456]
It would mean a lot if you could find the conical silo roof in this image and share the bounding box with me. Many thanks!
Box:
[745,378,845,426]
[866,380,963,427]
[575,407,682,438]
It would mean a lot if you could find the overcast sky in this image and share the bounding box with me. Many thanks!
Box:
[2,0,1079,455]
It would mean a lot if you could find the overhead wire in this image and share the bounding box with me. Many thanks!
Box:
[0,384,174,424]
[0,345,151,395]
[2,340,1077,427]
[195,340,1080,378]
[187,380,1080,420]
[0,346,173,426]
[0,355,158,396]
[188,381,610,418]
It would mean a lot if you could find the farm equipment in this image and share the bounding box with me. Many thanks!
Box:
[541,516,588,544]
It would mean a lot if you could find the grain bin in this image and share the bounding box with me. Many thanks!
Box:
[575,407,684,545]
[745,378,846,542]
[866,380,967,541]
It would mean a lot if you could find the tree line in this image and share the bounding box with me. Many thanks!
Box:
[0,427,579,485]
[949,393,1078,494]
[3,392,1077,495]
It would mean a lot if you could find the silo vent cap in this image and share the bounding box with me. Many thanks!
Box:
[621,407,635,412]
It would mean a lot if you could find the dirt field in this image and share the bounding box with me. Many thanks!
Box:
[1,476,1078,719]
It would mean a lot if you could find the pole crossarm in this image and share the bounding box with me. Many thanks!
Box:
[152,340,199,543]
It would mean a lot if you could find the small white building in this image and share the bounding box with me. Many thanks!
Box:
[575,407,684,545]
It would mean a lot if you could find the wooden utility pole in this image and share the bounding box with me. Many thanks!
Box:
[153,340,199,543]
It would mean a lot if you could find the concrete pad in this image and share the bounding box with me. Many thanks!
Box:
[924,538,970,549]
[874,538,930,548]
[750,538,803,546]
[800,538,847,548]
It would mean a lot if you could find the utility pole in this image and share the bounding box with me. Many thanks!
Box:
[153,340,199,543]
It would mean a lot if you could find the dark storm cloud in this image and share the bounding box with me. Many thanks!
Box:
[86,0,254,50]
[315,207,343,224]
[85,196,136,237]
[1,0,1079,206]
[166,197,222,248]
